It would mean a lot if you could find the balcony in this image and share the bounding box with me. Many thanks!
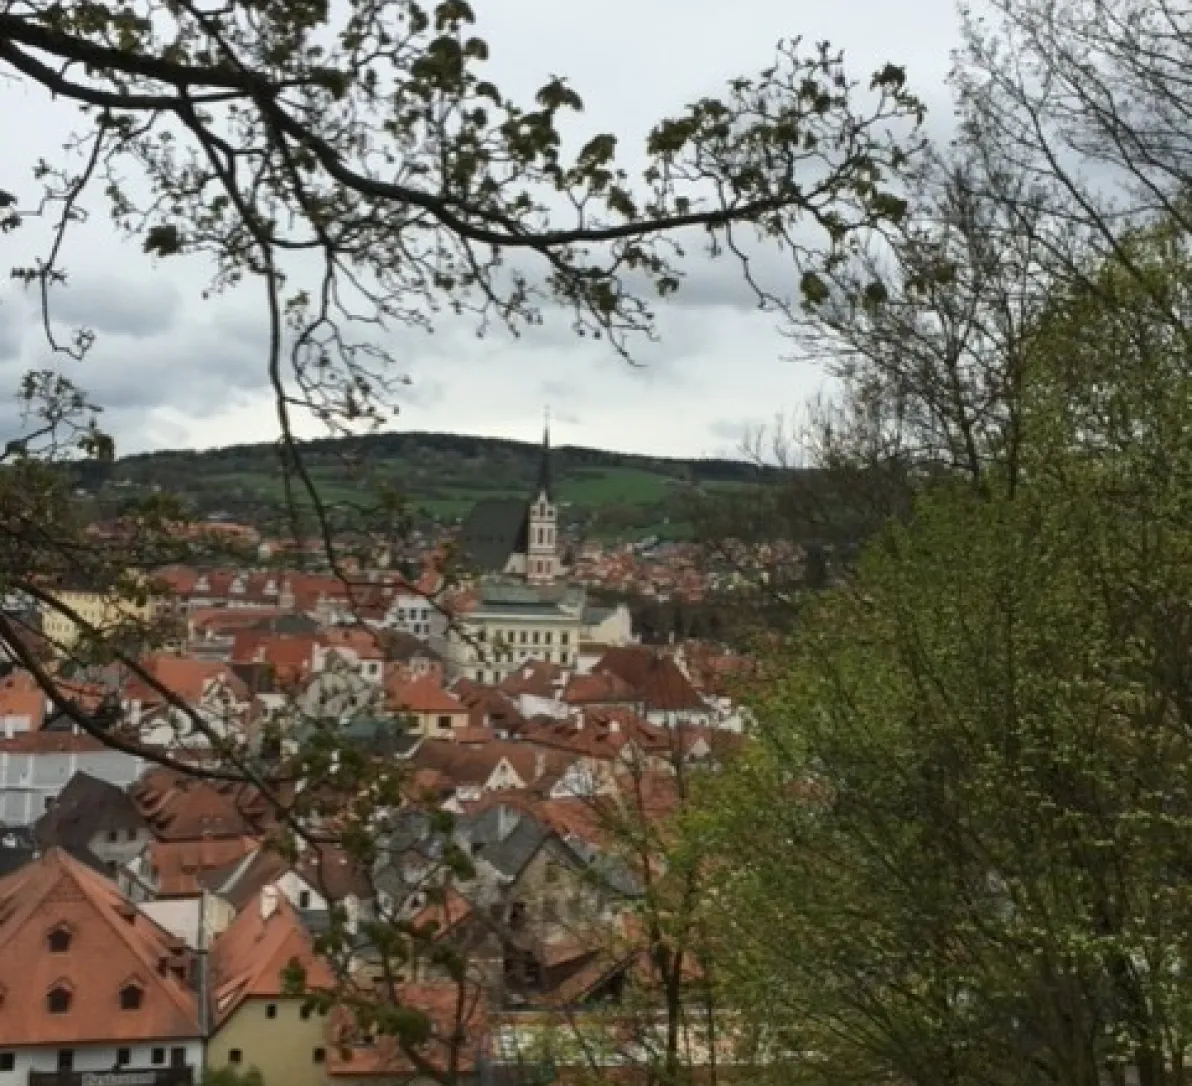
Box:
[29,1069,193,1086]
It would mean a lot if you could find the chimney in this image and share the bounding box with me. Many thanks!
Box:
[260,884,280,920]
[116,901,137,926]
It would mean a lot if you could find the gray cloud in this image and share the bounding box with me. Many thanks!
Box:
[49,273,182,338]
[0,301,24,362]
[1,0,962,458]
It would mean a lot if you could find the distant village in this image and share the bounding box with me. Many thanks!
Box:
[0,427,759,1086]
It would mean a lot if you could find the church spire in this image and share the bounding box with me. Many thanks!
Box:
[536,408,553,500]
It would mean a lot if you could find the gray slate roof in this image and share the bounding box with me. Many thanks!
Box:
[458,499,529,574]
[34,771,147,851]
[477,814,550,881]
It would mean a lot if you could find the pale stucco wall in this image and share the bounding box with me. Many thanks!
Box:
[208,996,330,1086]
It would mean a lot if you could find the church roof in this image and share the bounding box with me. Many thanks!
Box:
[457,498,529,574]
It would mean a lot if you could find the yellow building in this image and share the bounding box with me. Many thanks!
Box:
[207,887,335,1086]
[38,574,155,654]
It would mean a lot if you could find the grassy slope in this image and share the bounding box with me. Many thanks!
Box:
[103,432,770,539]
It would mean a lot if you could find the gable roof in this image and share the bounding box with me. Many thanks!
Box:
[499,660,564,699]
[386,677,467,717]
[210,890,334,1025]
[458,498,529,574]
[0,848,200,1044]
[147,837,259,897]
[132,769,278,841]
[35,771,147,851]
[410,738,573,792]
[126,654,250,707]
[562,670,638,706]
[594,647,707,714]
[200,846,290,911]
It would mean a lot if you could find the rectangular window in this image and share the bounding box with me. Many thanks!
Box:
[313,1048,326,1064]
[544,632,553,644]
[266,1004,278,1019]
[437,715,451,730]
[152,1049,165,1066]
[0,1053,14,1072]
[532,632,540,644]
[561,633,570,645]
[57,1051,73,1072]
[116,1049,130,1066]
[170,1048,186,1067]
[298,890,311,909]
[229,1050,243,1065]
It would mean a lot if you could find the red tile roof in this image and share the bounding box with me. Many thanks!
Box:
[132,769,282,841]
[211,890,335,1024]
[594,647,707,714]
[498,660,564,699]
[148,837,258,897]
[386,677,467,717]
[127,654,250,707]
[320,627,385,661]
[0,848,201,1044]
[0,670,47,729]
[326,983,487,1078]
[561,671,637,706]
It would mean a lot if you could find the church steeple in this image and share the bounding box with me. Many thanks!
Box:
[526,409,558,585]
[536,411,553,500]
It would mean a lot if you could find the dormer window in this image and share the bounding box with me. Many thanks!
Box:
[47,985,72,1014]
[47,925,72,953]
[120,983,144,1011]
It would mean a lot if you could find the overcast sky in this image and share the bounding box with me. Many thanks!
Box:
[0,0,962,460]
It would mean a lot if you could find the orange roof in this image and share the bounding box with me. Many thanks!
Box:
[128,654,250,706]
[409,887,472,941]
[188,607,286,636]
[320,627,385,661]
[562,670,637,706]
[133,770,272,841]
[148,837,258,897]
[594,646,707,714]
[326,983,487,1077]
[231,632,318,681]
[0,669,47,728]
[0,848,200,1044]
[211,890,335,1024]
[386,677,466,717]
[499,660,564,699]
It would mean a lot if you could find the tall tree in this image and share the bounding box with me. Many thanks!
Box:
[701,220,1192,1086]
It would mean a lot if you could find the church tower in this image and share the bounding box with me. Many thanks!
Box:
[525,420,558,585]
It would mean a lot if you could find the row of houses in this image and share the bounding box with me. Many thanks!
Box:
[0,683,731,1086]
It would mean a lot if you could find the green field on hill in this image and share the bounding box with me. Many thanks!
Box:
[90,432,773,541]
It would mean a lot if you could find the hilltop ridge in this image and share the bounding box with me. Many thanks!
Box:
[94,430,775,540]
